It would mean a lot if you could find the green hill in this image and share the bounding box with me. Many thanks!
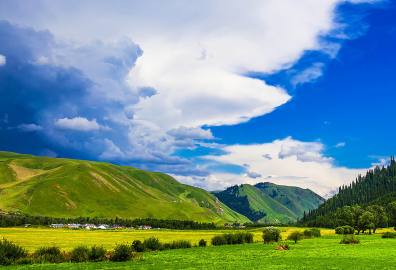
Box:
[302,157,396,226]
[0,152,248,224]
[214,183,324,224]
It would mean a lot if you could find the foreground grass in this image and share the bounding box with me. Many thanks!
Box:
[0,227,335,251]
[3,234,396,270]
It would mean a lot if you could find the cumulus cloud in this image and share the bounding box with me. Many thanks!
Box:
[202,137,367,195]
[0,54,5,66]
[54,117,105,131]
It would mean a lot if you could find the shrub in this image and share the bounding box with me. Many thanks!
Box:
[0,238,27,265]
[382,232,396,239]
[211,235,227,246]
[262,227,281,244]
[88,246,106,262]
[70,246,90,263]
[241,232,254,243]
[110,244,132,262]
[143,237,162,251]
[303,228,321,238]
[287,231,304,244]
[131,240,145,252]
[33,246,64,263]
[335,225,354,235]
[170,240,191,249]
[198,239,207,247]
[340,235,360,244]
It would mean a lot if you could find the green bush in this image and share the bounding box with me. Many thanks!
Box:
[198,239,207,247]
[169,240,192,249]
[33,246,64,263]
[303,228,321,238]
[335,225,354,235]
[287,231,304,243]
[70,246,90,262]
[110,244,132,262]
[211,235,227,246]
[382,232,396,238]
[241,232,254,243]
[143,237,162,251]
[262,227,281,244]
[88,246,106,262]
[0,238,27,265]
[131,240,145,252]
[340,235,360,244]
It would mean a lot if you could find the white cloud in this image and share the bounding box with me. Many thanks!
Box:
[17,123,43,132]
[335,142,346,148]
[201,137,367,196]
[0,0,356,132]
[54,117,106,132]
[292,62,325,86]
[0,54,6,66]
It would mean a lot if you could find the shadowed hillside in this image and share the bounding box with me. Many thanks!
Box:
[214,183,324,224]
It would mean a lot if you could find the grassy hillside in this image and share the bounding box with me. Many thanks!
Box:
[0,152,248,223]
[214,183,324,223]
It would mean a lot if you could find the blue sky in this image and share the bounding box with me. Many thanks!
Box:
[0,0,394,195]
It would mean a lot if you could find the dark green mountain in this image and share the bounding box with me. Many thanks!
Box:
[302,157,396,226]
[0,151,248,223]
[214,182,324,224]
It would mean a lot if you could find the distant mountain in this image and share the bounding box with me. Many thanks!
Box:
[0,152,248,223]
[214,182,324,224]
[302,157,396,225]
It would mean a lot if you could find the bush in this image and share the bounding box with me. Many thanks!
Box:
[110,244,132,262]
[88,246,106,262]
[382,232,396,238]
[70,246,90,263]
[335,225,354,235]
[33,246,64,263]
[262,227,281,244]
[241,232,254,243]
[340,235,360,244]
[169,240,191,249]
[287,231,304,244]
[303,228,321,238]
[211,235,227,246]
[0,238,27,265]
[198,239,207,247]
[131,240,145,252]
[143,237,162,251]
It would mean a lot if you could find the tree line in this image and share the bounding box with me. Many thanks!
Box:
[301,157,396,228]
[0,212,216,230]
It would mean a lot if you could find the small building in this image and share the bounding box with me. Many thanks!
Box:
[50,224,64,228]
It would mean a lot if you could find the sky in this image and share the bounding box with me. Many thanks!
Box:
[0,0,395,196]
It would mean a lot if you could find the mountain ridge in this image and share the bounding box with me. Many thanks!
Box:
[214,182,324,223]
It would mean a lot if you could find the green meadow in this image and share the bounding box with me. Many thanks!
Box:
[1,227,396,269]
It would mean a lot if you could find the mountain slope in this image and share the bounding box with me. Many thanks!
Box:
[302,158,396,225]
[214,183,324,223]
[0,152,248,223]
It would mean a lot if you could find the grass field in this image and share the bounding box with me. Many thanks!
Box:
[1,227,396,269]
[0,226,332,251]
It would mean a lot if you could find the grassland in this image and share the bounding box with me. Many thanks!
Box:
[1,227,396,269]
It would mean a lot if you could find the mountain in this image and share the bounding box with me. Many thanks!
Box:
[0,151,248,224]
[302,157,396,225]
[214,182,324,224]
